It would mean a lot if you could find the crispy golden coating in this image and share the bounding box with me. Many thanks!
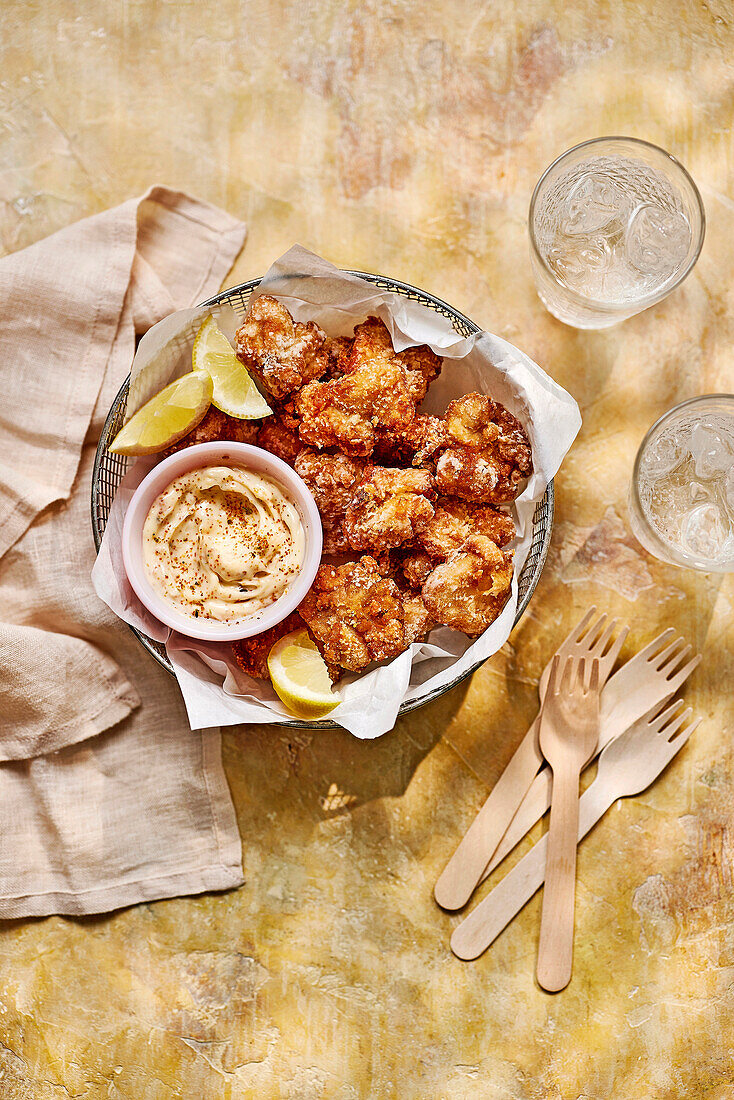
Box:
[346,317,442,403]
[422,534,514,636]
[397,549,435,590]
[419,499,516,560]
[163,406,260,456]
[323,336,354,379]
[231,611,307,680]
[295,450,365,556]
[401,592,434,646]
[235,295,328,401]
[344,467,435,552]
[295,359,417,457]
[344,317,395,372]
[320,520,350,556]
[256,410,302,466]
[375,413,450,467]
[396,344,443,403]
[434,393,532,504]
[299,556,407,673]
[295,451,364,516]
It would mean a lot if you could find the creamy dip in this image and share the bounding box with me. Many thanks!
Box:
[142,465,305,622]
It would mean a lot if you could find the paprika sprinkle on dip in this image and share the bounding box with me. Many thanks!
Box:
[141,465,305,622]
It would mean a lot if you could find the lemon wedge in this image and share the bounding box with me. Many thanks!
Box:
[192,316,271,419]
[267,629,339,719]
[109,370,213,455]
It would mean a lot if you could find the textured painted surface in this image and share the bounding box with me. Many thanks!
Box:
[1,2,734,1096]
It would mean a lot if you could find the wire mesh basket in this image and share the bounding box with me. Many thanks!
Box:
[91,271,554,729]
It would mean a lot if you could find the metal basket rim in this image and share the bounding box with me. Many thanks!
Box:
[92,269,554,731]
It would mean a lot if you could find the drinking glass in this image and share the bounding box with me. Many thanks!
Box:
[629,394,734,572]
[529,137,705,329]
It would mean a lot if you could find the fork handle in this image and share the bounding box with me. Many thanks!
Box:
[434,714,544,910]
[450,784,612,961]
[479,703,630,883]
[536,765,582,992]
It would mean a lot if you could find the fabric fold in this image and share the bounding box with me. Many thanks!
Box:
[0,725,243,919]
[0,186,247,916]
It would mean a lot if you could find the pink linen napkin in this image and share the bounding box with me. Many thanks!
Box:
[0,187,246,916]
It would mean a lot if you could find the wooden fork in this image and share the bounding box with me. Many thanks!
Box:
[478,630,701,884]
[536,655,600,992]
[434,608,627,911]
[451,700,700,961]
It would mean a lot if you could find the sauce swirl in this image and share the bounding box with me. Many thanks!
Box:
[142,465,304,622]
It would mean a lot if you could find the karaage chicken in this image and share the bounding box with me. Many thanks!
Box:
[422,534,514,636]
[294,451,364,555]
[346,317,442,402]
[418,499,516,561]
[323,336,353,379]
[432,393,532,504]
[396,548,434,590]
[295,359,417,457]
[298,556,408,673]
[344,466,435,552]
[235,295,329,401]
[401,591,434,646]
[255,408,302,466]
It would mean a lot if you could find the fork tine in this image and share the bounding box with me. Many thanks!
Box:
[653,638,688,670]
[663,716,700,759]
[548,653,562,694]
[602,622,630,663]
[666,653,702,689]
[643,697,684,730]
[564,607,598,647]
[582,613,609,650]
[561,655,575,694]
[591,618,617,655]
[639,628,677,662]
[660,704,693,739]
[589,658,600,693]
[662,644,693,677]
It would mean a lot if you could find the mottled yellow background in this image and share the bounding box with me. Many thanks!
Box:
[1,1,733,1097]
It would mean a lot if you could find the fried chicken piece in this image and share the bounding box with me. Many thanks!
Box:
[163,406,260,456]
[422,534,514,636]
[231,611,307,680]
[355,549,434,643]
[295,450,365,556]
[419,499,516,561]
[235,295,328,401]
[434,393,532,504]
[344,467,435,552]
[402,592,434,646]
[295,450,365,516]
[299,556,407,673]
[374,414,450,467]
[396,344,443,403]
[295,359,417,457]
[320,520,350,556]
[346,317,442,403]
[256,409,302,466]
[397,549,434,590]
[323,336,354,379]
[345,317,394,371]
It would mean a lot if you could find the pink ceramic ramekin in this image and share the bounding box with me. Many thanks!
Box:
[121,441,322,642]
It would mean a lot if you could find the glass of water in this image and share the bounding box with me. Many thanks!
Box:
[629,394,734,573]
[529,136,705,329]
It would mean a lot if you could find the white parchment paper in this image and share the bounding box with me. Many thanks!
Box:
[93,245,581,738]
